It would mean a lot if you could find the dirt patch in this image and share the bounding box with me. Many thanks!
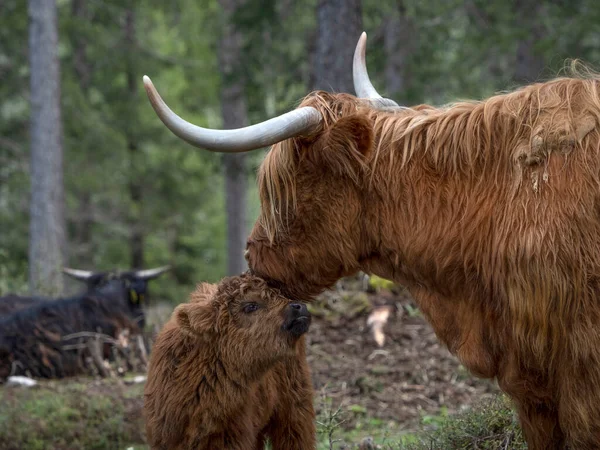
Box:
[306,285,499,431]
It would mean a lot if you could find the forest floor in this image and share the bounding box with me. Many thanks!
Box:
[0,281,509,449]
[303,282,501,446]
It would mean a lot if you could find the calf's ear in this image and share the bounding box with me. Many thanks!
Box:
[175,302,216,335]
[189,282,218,303]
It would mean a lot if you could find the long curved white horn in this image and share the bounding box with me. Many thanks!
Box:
[63,267,95,281]
[143,76,323,152]
[134,265,171,281]
[353,32,400,109]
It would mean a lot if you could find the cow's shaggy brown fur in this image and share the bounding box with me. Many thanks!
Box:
[144,274,315,450]
[246,68,600,449]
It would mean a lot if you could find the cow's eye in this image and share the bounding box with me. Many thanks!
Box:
[243,303,259,314]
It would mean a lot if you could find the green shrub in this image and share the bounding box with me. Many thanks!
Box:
[397,395,526,450]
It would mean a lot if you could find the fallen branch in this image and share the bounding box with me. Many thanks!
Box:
[61,331,121,347]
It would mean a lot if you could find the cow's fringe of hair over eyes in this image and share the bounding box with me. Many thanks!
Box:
[258,62,600,243]
[258,137,299,242]
[258,93,369,241]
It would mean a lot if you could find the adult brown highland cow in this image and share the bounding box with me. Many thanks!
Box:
[143,32,600,449]
[144,274,315,450]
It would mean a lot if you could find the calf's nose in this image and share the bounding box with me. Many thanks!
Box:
[289,302,309,316]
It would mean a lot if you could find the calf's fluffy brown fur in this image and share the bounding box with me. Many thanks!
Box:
[144,274,315,450]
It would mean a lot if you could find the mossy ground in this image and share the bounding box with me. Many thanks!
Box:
[0,378,525,450]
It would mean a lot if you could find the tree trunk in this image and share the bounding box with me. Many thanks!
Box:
[28,0,65,295]
[513,0,546,83]
[383,0,413,104]
[124,5,144,270]
[311,0,363,93]
[218,0,249,276]
[71,0,94,264]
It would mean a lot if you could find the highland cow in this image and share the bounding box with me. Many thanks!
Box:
[0,266,169,380]
[143,32,600,449]
[0,294,44,317]
[0,267,163,317]
[144,274,315,450]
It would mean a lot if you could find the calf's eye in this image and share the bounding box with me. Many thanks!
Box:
[243,303,259,314]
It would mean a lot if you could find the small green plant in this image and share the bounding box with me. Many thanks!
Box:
[316,394,347,450]
[420,405,448,428]
[404,304,422,318]
[368,275,397,292]
[348,404,368,415]
[314,390,414,449]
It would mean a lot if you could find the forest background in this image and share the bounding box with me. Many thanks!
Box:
[2,0,599,303]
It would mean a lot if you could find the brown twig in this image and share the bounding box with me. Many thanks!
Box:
[61,331,121,347]
[86,335,109,377]
[137,334,148,366]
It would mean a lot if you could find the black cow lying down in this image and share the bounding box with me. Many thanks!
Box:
[0,266,169,380]
[0,294,45,317]
[0,267,153,317]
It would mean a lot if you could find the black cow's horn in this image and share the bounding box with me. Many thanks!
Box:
[143,76,323,153]
[353,32,401,109]
[63,267,95,281]
[133,265,171,280]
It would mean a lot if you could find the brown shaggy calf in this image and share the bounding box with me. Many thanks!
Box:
[144,274,315,450]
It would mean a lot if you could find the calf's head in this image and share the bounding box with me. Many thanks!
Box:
[175,274,311,372]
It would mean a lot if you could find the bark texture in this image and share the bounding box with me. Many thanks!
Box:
[28,0,65,295]
[218,0,249,275]
[312,0,363,93]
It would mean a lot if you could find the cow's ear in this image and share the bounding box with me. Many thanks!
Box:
[311,114,374,173]
[175,302,216,335]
